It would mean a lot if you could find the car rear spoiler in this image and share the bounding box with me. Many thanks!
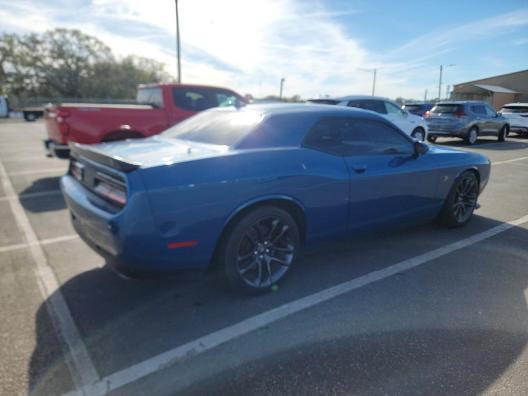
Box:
[69,142,140,173]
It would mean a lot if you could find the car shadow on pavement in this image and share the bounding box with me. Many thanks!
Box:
[28,218,528,395]
[18,177,65,213]
[435,138,528,150]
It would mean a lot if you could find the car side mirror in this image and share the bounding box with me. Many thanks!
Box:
[414,141,429,156]
[496,112,501,117]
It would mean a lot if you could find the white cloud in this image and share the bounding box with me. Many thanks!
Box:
[0,1,527,100]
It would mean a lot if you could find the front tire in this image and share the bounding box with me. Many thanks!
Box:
[498,125,509,142]
[411,128,426,142]
[438,171,479,228]
[465,127,478,145]
[221,206,300,294]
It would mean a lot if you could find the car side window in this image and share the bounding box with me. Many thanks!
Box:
[484,105,497,117]
[304,118,414,156]
[384,101,404,116]
[470,105,485,115]
[362,100,386,114]
[173,87,239,111]
[304,118,344,155]
[342,119,414,156]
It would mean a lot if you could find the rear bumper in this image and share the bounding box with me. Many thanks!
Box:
[427,127,468,139]
[44,139,70,159]
[60,174,209,276]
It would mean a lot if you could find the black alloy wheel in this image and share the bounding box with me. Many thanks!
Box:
[222,206,300,293]
[439,171,479,227]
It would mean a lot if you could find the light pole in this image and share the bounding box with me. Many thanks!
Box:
[358,68,377,96]
[438,64,454,101]
[279,78,285,100]
[175,0,182,83]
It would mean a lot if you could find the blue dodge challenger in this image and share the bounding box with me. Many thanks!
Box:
[61,104,490,293]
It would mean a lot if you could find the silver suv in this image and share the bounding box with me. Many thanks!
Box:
[425,101,510,145]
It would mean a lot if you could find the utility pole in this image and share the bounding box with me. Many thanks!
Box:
[438,65,443,101]
[372,69,377,96]
[438,64,454,102]
[424,88,428,102]
[175,0,182,83]
[279,78,285,100]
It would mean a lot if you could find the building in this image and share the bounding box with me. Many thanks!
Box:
[451,69,528,109]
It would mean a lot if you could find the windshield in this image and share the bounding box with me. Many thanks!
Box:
[161,109,263,146]
[501,106,528,113]
[431,104,462,113]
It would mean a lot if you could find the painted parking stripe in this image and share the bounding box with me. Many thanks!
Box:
[0,160,99,393]
[493,156,528,165]
[0,234,79,254]
[70,213,528,396]
[8,167,66,176]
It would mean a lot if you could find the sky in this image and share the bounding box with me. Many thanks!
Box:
[0,0,527,100]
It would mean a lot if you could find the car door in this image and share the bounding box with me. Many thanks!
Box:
[338,118,440,230]
[484,104,501,134]
[383,101,412,134]
[470,104,491,134]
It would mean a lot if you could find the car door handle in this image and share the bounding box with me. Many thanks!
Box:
[352,165,367,174]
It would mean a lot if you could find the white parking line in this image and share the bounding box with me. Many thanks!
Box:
[71,213,528,396]
[493,156,528,165]
[8,167,66,176]
[0,160,99,393]
[0,189,62,203]
[0,234,79,254]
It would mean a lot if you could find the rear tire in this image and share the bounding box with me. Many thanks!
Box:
[498,125,509,142]
[221,206,300,294]
[438,171,479,228]
[427,136,437,143]
[464,127,478,145]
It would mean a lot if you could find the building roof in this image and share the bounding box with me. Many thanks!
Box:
[453,69,528,87]
[473,84,519,93]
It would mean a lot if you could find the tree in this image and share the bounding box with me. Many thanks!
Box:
[0,28,171,100]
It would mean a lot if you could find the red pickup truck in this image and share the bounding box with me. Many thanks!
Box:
[44,83,244,158]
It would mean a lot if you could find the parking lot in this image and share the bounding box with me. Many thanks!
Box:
[1,119,528,395]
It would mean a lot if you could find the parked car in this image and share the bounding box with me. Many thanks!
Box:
[61,103,490,293]
[310,95,428,141]
[500,103,528,136]
[306,98,342,105]
[425,101,510,145]
[402,103,434,117]
[23,105,44,121]
[0,96,9,118]
[44,83,244,158]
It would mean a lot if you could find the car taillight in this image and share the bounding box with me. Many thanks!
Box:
[69,158,84,182]
[94,172,127,207]
[424,111,431,118]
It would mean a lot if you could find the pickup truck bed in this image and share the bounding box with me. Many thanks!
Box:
[44,83,244,158]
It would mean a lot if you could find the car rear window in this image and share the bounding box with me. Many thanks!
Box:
[307,99,339,105]
[173,87,240,111]
[501,106,528,113]
[431,104,462,113]
[403,105,422,110]
[136,87,164,108]
[161,109,263,146]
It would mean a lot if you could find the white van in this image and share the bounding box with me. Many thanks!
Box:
[0,96,9,118]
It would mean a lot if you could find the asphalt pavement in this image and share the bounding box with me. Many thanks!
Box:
[0,119,527,396]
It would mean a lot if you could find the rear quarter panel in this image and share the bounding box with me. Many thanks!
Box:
[139,147,351,265]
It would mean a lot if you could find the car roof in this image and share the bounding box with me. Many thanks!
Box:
[212,102,387,121]
[436,101,487,105]
[502,102,528,107]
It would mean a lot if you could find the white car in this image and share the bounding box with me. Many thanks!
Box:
[332,96,428,141]
[500,103,528,136]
